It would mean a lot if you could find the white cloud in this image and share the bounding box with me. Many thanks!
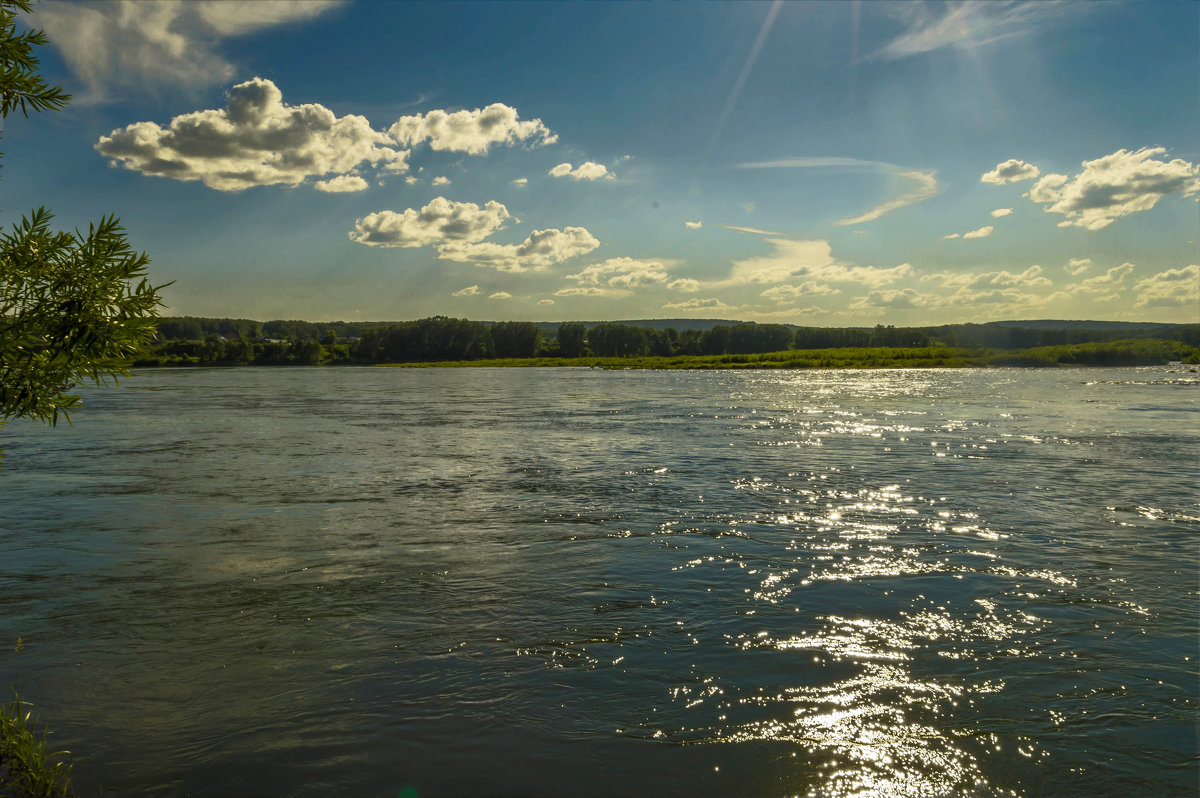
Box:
[452,285,481,297]
[512,178,528,186]
[742,158,939,226]
[1133,265,1200,307]
[31,0,340,100]
[314,175,368,193]
[923,265,1051,290]
[871,3,1073,61]
[389,104,556,155]
[1074,262,1133,293]
[661,297,734,312]
[722,238,912,287]
[836,169,938,225]
[566,257,673,289]
[850,288,933,310]
[537,298,554,306]
[404,176,419,185]
[437,227,600,273]
[991,208,1014,218]
[549,161,613,181]
[431,176,451,186]
[721,224,783,236]
[759,282,839,303]
[685,221,703,229]
[981,159,1041,185]
[943,225,993,240]
[349,197,510,248]
[1023,148,1200,230]
[667,278,702,293]
[489,291,512,300]
[1066,257,1091,276]
[96,77,407,191]
[554,286,617,298]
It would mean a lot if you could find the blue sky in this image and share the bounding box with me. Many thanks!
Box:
[6,0,1198,324]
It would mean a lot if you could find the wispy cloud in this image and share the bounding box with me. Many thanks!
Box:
[739,158,938,225]
[705,0,783,156]
[32,0,341,101]
[720,224,783,236]
[869,2,1077,62]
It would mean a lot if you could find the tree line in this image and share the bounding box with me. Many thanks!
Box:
[136,316,1200,367]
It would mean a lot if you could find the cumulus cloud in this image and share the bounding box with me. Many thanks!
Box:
[1073,262,1133,294]
[667,278,702,293]
[31,0,340,100]
[437,227,600,273]
[349,197,510,248]
[850,288,932,310]
[760,282,839,303]
[549,161,613,181]
[685,221,703,229]
[431,176,451,186]
[537,298,554,305]
[991,208,1014,217]
[388,104,556,155]
[923,265,1050,290]
[489,291,512,300]
[512,178,528,186]
[722,238,912,287]
[661,297,734,312]
[554,286,616,297]
[1023,148,1200,230]
[314,174,368,193]
[942,225,994,240]
[452,285,481,297]
[566,257,673,289]
[981,159,1041,185]
[1066,257,1091,276]
[1133,265,1200,307]
[96,77,407,191]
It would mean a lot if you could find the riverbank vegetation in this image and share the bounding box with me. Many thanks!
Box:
[132,316,1200,369]
[384,339,1199,370]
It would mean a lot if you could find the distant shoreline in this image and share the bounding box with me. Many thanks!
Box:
[368,340,1199,370]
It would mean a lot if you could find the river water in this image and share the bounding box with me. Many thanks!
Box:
[0,366,1196,797]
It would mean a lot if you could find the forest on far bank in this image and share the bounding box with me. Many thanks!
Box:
[134,316,1200,368]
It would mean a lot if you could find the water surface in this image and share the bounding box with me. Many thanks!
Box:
[1,366,1196,796]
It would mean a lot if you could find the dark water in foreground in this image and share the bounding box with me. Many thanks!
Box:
[0,366,1196,797]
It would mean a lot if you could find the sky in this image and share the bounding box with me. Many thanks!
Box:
[5,0,1199,324]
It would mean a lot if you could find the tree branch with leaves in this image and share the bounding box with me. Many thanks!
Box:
[1,0,165,431]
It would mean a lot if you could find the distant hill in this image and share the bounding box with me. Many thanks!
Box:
[985,319,1181,331]
[528,318,745,336]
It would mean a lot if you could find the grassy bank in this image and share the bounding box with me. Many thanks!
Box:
[378,339,1200,370]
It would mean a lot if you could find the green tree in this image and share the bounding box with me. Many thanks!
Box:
[557,322,586,358]
[1,0,163,430]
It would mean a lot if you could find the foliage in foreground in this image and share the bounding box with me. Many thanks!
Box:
[0,210,162,424]
[0,692,74,798]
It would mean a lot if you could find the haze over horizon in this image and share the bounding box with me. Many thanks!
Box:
[8,0,1198,325]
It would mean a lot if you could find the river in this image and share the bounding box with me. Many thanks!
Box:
[1,366,1196,796]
